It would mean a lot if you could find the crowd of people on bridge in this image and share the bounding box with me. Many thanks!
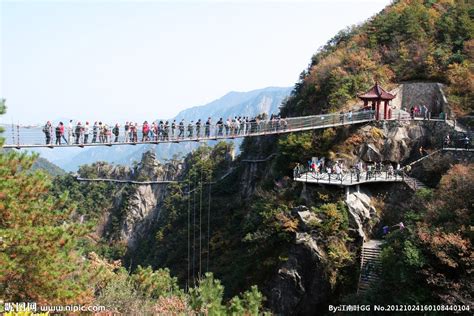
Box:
[39,110,377,146]
[293,158,402,182]
[41,115,293,145]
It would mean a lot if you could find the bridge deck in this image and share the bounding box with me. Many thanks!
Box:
[76,177,180,184]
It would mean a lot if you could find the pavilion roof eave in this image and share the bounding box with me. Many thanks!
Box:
[358,94,396,100]
[358,82,396,100]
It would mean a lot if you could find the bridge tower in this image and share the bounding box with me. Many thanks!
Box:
[358,82,396,120]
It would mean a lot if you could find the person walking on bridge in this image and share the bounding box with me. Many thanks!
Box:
[142,121,150,142]
[56,122,67,145]
[112,123,120,142]
[151,122,157,141]
[164,121,170,140]
[217,118,223,136]
[131,123,138,143]
[67,120,74,144]
[55,122,62,145]
[92,122,98,143]
[158,121,164,140]
[240,116,245,134]
[225,118,231,135]
[171,120,176,139]
[84,122,90,144]
[60,122,67,144]
[74,122,82,144]
[43,121,52,145]
[205,117,211,137]
[179,119,185,138]
[124,122,130,143]
[98,123,103,143]
[196,119,202,137]
[188,120,194,138]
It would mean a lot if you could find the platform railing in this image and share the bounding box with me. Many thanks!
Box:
[294,166,405,185]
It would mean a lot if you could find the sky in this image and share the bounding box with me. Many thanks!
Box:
[0,0,391,124]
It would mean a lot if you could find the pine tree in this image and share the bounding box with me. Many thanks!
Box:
[0,100,93,304]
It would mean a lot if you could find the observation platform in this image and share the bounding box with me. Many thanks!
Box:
[294,171,405,187]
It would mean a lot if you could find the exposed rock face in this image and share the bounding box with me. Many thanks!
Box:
[266,187,379,315]
[352,121,455,164]
[390,82,448,115]
[120,185,164,250]
[346,188,378,241]
[103,151,183,250]
[267,228,331,315]
[239,136,278,198]
[360,143,383,162]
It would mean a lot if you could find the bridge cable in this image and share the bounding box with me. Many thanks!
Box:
[11,123,15,145]
[192,174,197,286]
[199,168,203,278]
[186,182,191,291]
[207,170,212,273]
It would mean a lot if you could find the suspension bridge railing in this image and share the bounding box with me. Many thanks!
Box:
[0,111,376,148]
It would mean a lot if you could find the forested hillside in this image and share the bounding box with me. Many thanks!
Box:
[0,104,267,314]
[282,0,473,117]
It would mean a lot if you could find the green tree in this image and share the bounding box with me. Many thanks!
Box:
[0,102,93,304]
[189,272,226,315]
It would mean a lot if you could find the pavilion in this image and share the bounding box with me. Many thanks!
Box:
[358,82,396,120]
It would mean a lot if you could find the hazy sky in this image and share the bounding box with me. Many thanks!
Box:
[1,0,391,124]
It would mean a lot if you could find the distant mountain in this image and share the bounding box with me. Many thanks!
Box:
[51,86,291,171]
[32,157,65,177]
[0,148,65,176]
[173,86,291,121]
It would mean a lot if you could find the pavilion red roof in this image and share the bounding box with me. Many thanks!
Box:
[358,82,395,100]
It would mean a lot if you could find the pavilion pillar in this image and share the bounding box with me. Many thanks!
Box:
[384,100,389,120]
[376,100,380,120]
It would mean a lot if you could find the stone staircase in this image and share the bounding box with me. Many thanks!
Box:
[357,240,383,294]
[403,176,427,191]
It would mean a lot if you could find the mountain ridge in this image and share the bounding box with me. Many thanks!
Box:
[49,86,291,171]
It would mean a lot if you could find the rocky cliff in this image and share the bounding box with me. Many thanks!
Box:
[91,151,183,251]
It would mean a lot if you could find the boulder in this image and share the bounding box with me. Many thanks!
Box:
[346,190,378,241]
[360,143,383,162]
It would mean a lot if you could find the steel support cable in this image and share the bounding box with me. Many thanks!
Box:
[199,168,203,278]
[207,170,212,273]
[192,175,197,286]
[10,124,15,145]
[187,182,191,291]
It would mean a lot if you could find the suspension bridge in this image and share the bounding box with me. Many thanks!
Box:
[2,110,381,149]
